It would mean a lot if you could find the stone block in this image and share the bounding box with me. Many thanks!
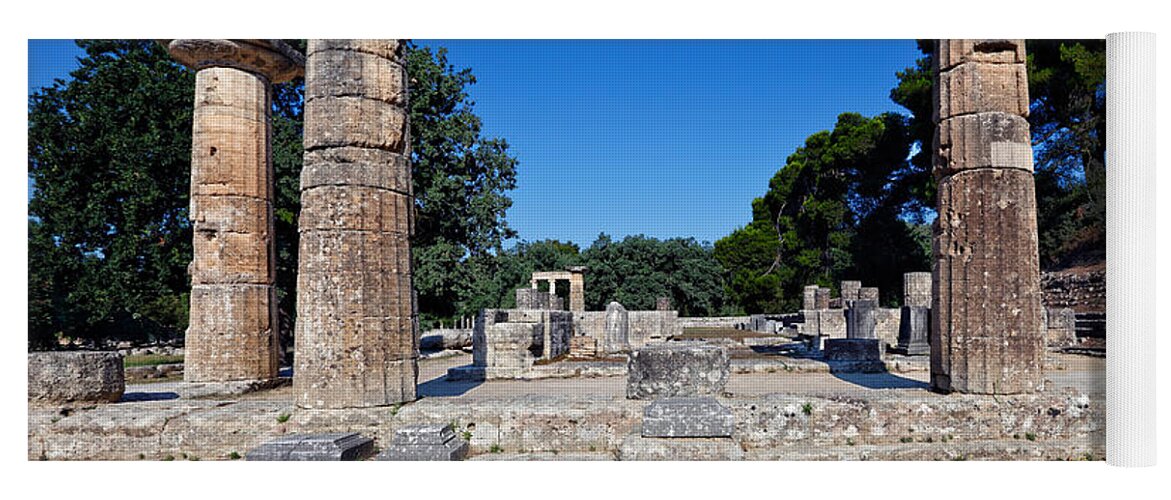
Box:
[604,301,631,354]
[894,305,931,356]
[823,338,882,361]
[934,112,1033,176]
[814,287,831,309]
[246,432,374,461]
[305,48,406,105]
[840,281,862,302]
[902,271,932,308]
[304,96,408,152]
[28,352,125,405]
[1044,307,1078,348]
[937,39,1026,71]
[642,397,734,438]
[626,343,730,400]
[376,424,469,461]
[858,287,880,302]
[802,285,819,311]
[301,147,412,195]
[298,186,412,234]
[618,434,744,461]
[935,62,1029,121]
[846,299,878,340]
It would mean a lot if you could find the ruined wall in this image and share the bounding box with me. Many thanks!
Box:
[874,308,900,350]
[1041,269,1106,312]
[677,317,752,330]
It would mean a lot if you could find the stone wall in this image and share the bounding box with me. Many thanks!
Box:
[677,317,752,330]
[575,310,679,351]
[1041,269,1106,313]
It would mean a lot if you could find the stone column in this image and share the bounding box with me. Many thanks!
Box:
[568,270,586,312]
[165,40,303,384]
[295,40,416,408]
[802,285,819,311]
[930,39,1043,394]
[903,272,932,308]
[814,287,831,310]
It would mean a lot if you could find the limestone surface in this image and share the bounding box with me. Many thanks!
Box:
[28,352,125,405]
[376,423,470,461]
[641,397,735,438]
[626,343,730,400]
[245,432,374,461]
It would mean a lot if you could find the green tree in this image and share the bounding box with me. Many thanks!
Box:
[716,113,927,312]
[580,234,730,316]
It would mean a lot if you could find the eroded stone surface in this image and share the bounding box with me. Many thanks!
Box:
[376,423,469,461]
[626,343,730,400]
[246,432,374,461]
[642,397,734,438]
[28,352,124,405]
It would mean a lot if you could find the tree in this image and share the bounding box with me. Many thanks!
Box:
[715,113,928,312]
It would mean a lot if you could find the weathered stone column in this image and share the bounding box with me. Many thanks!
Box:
[165,40,303,384]
[568,267,586,312]
[802,285,819,311]
[930,39,1043,394]
[814,287,831,310]
[295,40,417,408]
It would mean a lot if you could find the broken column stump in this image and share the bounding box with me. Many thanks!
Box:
[376,424,470,461]
[164,39,304,385]
[930,39,1044,395]
[626,343,730,400]
[295,40,418,408]
[28,352,125,405]
[823,338,883,362]
[246,432,374,461]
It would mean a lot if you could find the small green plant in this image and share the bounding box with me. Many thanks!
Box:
[952,455,967,461]
[925,436,934,443]
[163,454,175,461]
[188,455,200,461]
[846,438,855,446]
[1081,452,1095,461]
[50,416,60,424]
[1013,433,1020,440]
[946,434,954,442]
[137,453,145,460]
[801,402,813,415]
[389,403,401,417]
[276,413,291,423]
[899,437,913,443]
[489,444,503,453]
[228,451,241,460]
[1025,432,1037,442]
[462,430,473,441]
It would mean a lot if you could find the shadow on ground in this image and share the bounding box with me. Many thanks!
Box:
[121,391,180,402]
[830,370,930,390]
[417,368,482,397]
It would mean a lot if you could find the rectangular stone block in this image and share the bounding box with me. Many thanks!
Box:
[934,62,1029,121]
[28,352,124,405]
[840,281,861,302]
[823,338,882,361]
[802,285,818,311]
[186,284,278,382]
[895,305,930,356]
[932,169,1044,394]
[306,48,406,105]
[191,118,271,199]
[304,96,408,152]
[934,112,1033,176]
[307,39,405,60]
[642,397,734,438]
[246,433,374,461]
[376,424,469,461]
[298,185,412,234]
[626,343,730,400]
[301,147,411,195]
[845,300,878,339]
[814,287,831,310]
[937,39,1026,71]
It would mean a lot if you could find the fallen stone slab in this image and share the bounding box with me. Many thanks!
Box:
[626,343,729,400]
[642,397,734,438]
[28,351,124,405]
[376,423,469,461]
[246,432,374,461]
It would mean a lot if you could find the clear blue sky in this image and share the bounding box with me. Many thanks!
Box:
[28,39,924,248]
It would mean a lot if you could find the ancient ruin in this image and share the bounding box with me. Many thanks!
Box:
[294,39,418,409]
[529,267,587,311]
[930,39,1044,394]
[165,39,304,385]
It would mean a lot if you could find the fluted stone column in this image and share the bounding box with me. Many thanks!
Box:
[165,40,303,384]
[295,40,417,408]
[930,39,1043,394]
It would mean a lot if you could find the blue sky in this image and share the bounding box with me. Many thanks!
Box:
[28,39,924,248]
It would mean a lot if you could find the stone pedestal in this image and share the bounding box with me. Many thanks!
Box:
[930,39,1043,394]
[164,40,303,385]
[246,433,374,461]
[604,301,631,354]
[376,424,469,461]
[846,299,878,339]
[295,40,417,408]
[28,352,125,404]
[823,338,883,361]
[641,397,734,438]
[903,272,932,308]
[626,343,730,400]
[894,305,930,356]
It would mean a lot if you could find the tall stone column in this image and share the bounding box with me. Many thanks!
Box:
[165,40,303,384]
[295,40,417,408]
[568,269,586,312]
[930,39,1043,394]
